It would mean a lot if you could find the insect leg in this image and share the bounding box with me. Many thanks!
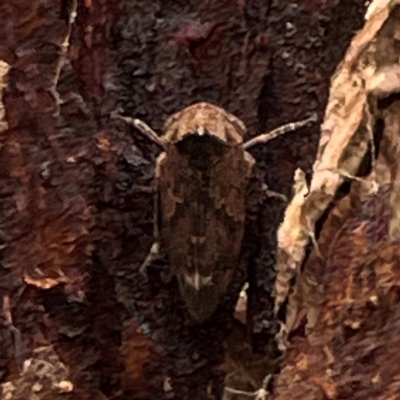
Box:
[130,185,155,193]
[261,184,288,203]
[2,295,22,369]
[139,178,161,275]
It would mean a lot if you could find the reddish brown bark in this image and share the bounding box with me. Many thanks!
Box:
[0,0,367,399]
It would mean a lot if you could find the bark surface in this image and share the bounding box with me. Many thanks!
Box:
[0,1,369,399]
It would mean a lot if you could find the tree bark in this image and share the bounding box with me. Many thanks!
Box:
[0,1,368,399]
[273,2,400,399]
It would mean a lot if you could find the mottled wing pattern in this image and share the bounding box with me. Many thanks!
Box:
[156,103,254,303]
[155,150,183,220]
[208,147,255,221]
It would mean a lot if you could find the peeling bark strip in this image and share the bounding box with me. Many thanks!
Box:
[0,60,10,132]
[114,102,315,322]
[274,0,400,348]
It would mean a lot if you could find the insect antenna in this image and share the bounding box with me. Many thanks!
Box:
[111,112,165,148]
[243,113,318,150]
[207,113,318,170]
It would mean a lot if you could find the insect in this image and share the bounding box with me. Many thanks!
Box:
[112,102,316,321]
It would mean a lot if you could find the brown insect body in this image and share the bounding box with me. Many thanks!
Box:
[112,102,315,322]
[156,103,255,321]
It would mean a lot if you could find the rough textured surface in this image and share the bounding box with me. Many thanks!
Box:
[272,2,400,399]
[0,0,367,399]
